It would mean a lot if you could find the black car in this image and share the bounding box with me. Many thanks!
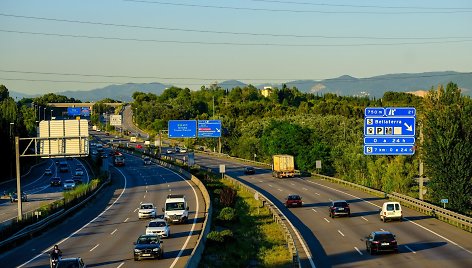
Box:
[244,166,255,175]
[133,234,164,261]
[329,200,350,218]
[56,257,86,268]
[73,176,83,185]
[10,192,27,202]
[51,177,62,186]
[365,231,398,254]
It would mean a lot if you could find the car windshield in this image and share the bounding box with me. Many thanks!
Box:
[374,233,395,241]
[137,236,159,244]
[144,158,150,161]
[334,202,348,207]
[149,221,166,227]
[56,260,79,268]
[166,202,185,211]
[288,195,300,200]
[141,205,153,209]
[65,180,74,184]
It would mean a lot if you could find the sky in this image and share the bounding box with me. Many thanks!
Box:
[1,0,471,95]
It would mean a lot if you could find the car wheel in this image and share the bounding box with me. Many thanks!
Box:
[134,257,139,261]
[329,212,333,218]
[348,212,351,217]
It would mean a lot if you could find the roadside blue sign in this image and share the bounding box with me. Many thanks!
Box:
[364,145,415,155]
[198,120,222,138]
[67,107,82,116]
[440,199,449,204]
[168,120,197,138]
[364,107,416,155]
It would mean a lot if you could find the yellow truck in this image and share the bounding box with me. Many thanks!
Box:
[272,155,295,178]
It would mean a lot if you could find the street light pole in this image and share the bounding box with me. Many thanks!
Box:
[15,136,23,221]
[43,107,46,120]
[10,123,14,180]
[50,109,53,120]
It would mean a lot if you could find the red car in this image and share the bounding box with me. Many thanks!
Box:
[285,194,303,207]
[136,144,143,149]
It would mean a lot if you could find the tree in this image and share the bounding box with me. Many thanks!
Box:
[422,82,472,212]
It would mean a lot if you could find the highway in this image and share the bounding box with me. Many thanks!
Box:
[0,146,205,268]
[195,153,472,268]
[0,158,91,229]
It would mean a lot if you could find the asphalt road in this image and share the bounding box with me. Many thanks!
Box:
[0,158,91,228]
[195,153,472,268]
[0,147,205,268]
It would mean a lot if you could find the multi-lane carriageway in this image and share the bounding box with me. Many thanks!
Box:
[196,153,472,268]
[0,151,206,268]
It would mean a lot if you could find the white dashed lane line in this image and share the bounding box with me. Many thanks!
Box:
[338,230,345,237]
[90,244,100,252]
[124,218,129,222]
[324,218,330,223]
[405,245,416,253]
[312,209,317,213]
[354,247,363,255]
[111,229,117,235]
[361,216,369,221]
[117,262,124,268]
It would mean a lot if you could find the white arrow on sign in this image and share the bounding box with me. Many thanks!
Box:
[216,128,221,132]
[404,122,413,131]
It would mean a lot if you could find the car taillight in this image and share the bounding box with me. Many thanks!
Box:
[372,241,379,244]
[391,240,397,243]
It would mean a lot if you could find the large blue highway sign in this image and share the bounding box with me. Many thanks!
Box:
[198,120,222,138]
[168,120,197,138]
[364,107,416,155]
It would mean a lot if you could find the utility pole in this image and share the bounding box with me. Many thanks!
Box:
[10,123,14,180]
[15,136,23,221]
[419,122,425,200]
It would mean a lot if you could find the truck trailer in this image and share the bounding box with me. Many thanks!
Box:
[272,154,295,178]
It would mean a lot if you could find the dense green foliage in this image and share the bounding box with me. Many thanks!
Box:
[131,83,471,212]
[421,83,472,212]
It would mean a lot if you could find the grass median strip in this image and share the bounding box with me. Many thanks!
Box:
[197,171,292,267]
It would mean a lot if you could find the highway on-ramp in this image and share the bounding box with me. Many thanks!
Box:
[0,150,205,268]
[195,153,472,268]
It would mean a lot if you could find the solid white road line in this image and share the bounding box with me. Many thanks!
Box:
[354,247,363,255]
[337,230,345,237]
[90,244,100,252]
[324,218,330,223]
[404,245,416,253]
[19,167,128,267]
[111,229,117,235]
[361,216,368,221]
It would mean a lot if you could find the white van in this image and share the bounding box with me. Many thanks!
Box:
[380,202,403,222]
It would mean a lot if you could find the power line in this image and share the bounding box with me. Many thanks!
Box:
[1,13,470,40]
[1,70,470,85]
[2,29,472,47]
[244,0,472,10]
[122,0,472,14]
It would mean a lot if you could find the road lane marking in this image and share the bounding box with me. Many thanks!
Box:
[111,229,117,235]
[290,183,295,186]
[90,244,100,252]
[354,247,363,255]
[268,184,273,187]
[259,180,263,183]
[405,245,416,253]
[19,163,129,268]
[303,188,308,191]
[124,218,129,222]
[278,189,283,192]
[329,198,333,202]
[324,218,330,223]
[338,230,345,237]
[144,195,146,199]
[361,216,368,221]
[117,263,124,268]
[315,193,320,195]
[312,209,317,213]
[133,208,138,212]
[146,185,148,189]
[380,228,385,232]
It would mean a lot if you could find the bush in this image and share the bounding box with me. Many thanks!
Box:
[220,187,237,207]
[207,231,224,243]
[218,207,236,221]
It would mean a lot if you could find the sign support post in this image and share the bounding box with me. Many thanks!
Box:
[15,136,22,221]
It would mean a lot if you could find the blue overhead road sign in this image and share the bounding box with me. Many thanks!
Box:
[168,120,197,138]
[364,107,416,155]
[198,120,222,138]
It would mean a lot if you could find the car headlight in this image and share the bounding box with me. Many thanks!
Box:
[134,249,141,253]
[152,248,159,252]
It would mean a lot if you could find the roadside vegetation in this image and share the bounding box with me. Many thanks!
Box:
[196,171,292,267]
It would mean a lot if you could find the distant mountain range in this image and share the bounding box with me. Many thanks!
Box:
[9,71,472,101]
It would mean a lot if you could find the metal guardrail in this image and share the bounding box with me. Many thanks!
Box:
[312,173,472,233]
[196,151,272,168]
[0,172,111,249]
[223,175,300,268]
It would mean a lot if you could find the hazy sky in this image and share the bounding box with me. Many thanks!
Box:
[1,0,471,95]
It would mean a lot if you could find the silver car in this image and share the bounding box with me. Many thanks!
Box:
[146,218,170,238]
[63,179,76,190]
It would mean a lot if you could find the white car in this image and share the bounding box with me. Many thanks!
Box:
[180,148,187,153]
[63,179,76,191]
[146,218,170,238]
[75,168,84,176]
[166,149,174,154]
[380,202,403,222]
[44,168,52,176]
[138,203,157,219]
